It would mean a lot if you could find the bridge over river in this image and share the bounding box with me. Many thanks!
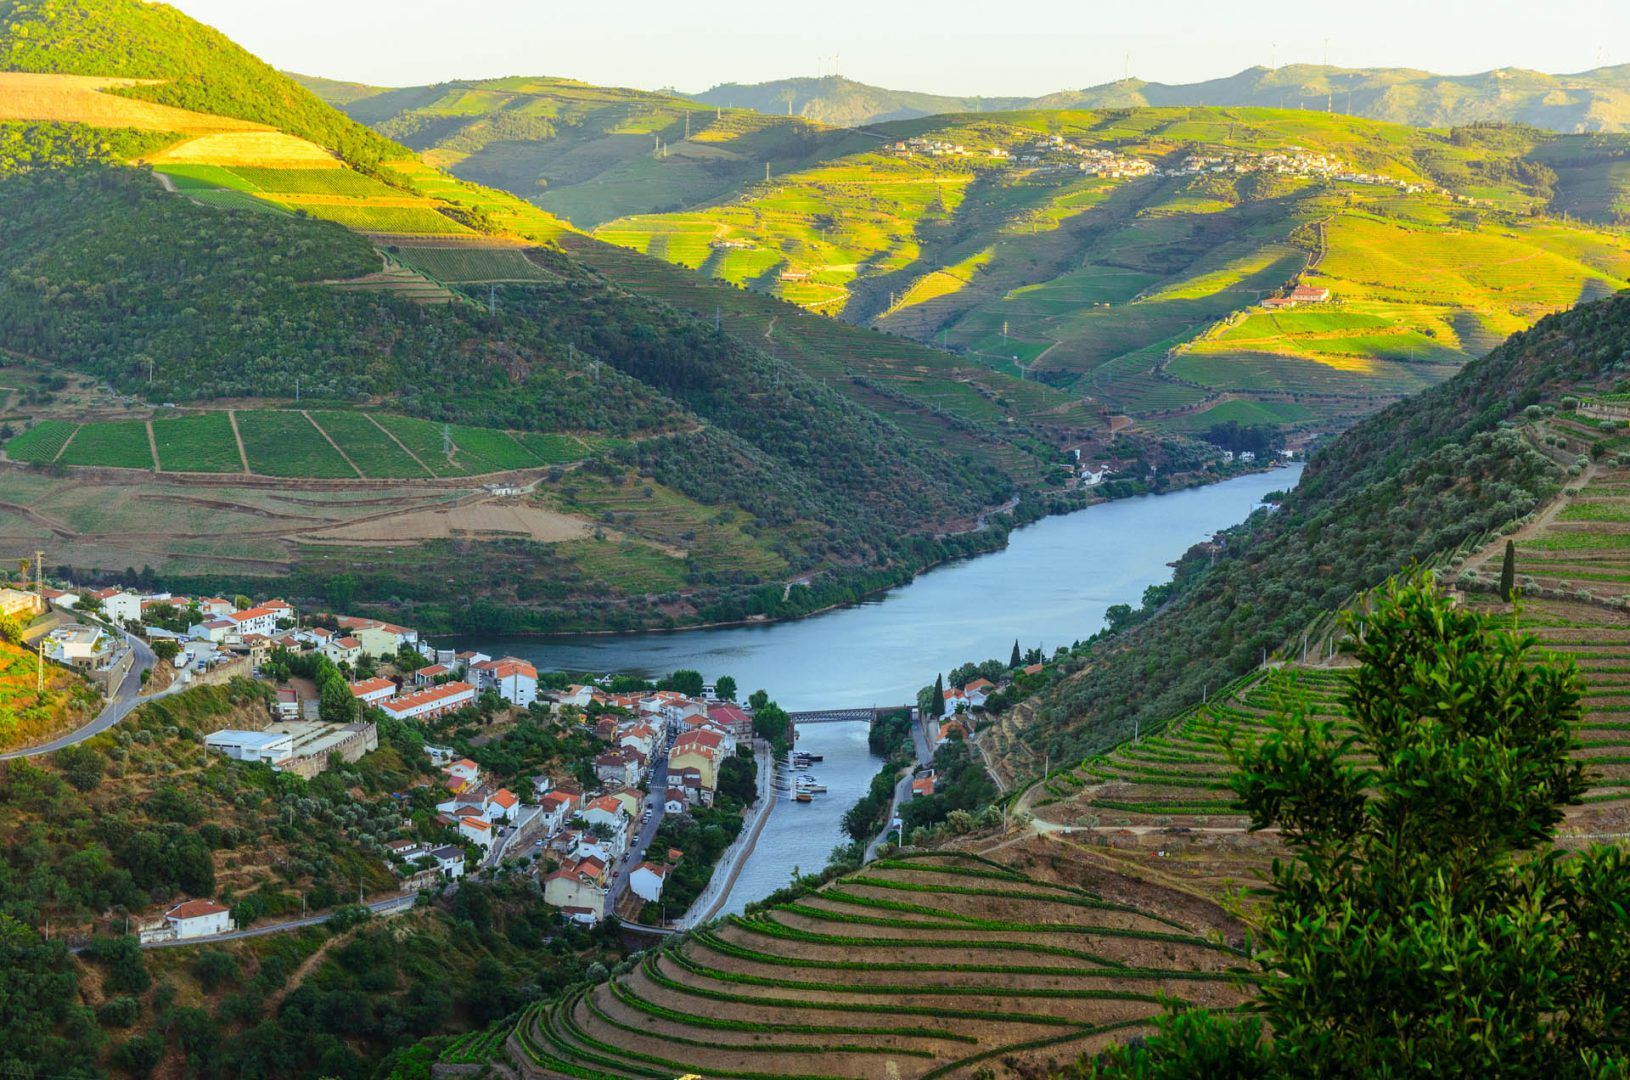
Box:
[786,705,917,726]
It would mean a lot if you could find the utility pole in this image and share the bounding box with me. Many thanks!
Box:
[488,284,497,314]
[294,376,300,403]
[36,637,44,694]
[684,113,690,140]
[147,357,154,385]
[765,161,771,183]
[34,548,42,598]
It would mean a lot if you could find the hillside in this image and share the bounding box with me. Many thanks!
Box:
[695,64,1630,134]
[684,74,1029,128]
[980,289,1630,781]
[595,107,1630,435]
[0,0,1121,633]
[298,74,871,226]
[427,845,1251,1078]
[1036,63,1630,135]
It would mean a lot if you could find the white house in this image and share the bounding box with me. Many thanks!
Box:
[430,844,466,880]
[45,625,114,668]
[471,657,538,707]
[537,790,579,835]
[629,862,668,903]
[444,758,482,788]
[162,899,233,939]
[322,636,363,666]
[97,589,143,626]
[457,812,494,848]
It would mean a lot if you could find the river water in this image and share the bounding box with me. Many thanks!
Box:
[460,464,1301,910]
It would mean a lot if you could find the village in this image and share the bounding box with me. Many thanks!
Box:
[3,575,767,943]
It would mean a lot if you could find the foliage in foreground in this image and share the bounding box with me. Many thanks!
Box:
[1079,576,1630,1079]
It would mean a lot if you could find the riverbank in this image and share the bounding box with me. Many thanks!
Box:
[377,463,1296,641]
[674,741,777,928]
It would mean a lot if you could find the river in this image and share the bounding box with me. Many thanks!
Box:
[459,464,1301,911]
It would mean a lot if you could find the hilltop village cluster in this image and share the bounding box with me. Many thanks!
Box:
[888,134,1429,192]
[11,579,760,934]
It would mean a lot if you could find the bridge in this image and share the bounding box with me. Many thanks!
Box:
[787,706,917,726]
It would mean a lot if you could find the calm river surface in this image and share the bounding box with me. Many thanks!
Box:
[461,464,1301,910]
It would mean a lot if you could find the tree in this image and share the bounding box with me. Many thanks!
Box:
[1010,639,1022,668]
[663,669,704,697]
[150,639,180,664]
[715,675,737,701]
[232,595,251,611]
[1085,575,1629,1079]
[930,674,945,719]
[1499,537,1517,602]
[748,689,769,711]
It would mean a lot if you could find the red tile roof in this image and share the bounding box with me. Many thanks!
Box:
[349,677,396,698]
[166,899,229,921]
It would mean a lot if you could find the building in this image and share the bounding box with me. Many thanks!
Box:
[0,588,43,618]
[45,624,114,669]
[444,758,482,787]
[1289,283,1331,303]
[322,636,363,666]
[543,857,606,920]
[430,845,465,880]
[274,688,300,720]
[349,677,397,707]
[629,861,669,903]
[204,729,294,765]
[457,811,494,848]
[139,899,233,943]
[707,703,753,740]
[225,600,294,637]
[379,681,475,721]
[471,657,538,707]
[537,790,579,835]
[413,663,451,687]
[336,616,420,658]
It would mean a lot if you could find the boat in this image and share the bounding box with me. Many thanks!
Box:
[794,792,813,803]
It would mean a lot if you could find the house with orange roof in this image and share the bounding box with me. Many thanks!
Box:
[456,810,493,848]
[323,635,363,666]
[139,898,233,943]
[543,858,606,920]
[470,656,538,706]
[443,758,481,787]
[380,681,475,721]
[348,676,397,707]
[413,663,451,687]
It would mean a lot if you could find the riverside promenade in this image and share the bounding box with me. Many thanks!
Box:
[674,741,777,929]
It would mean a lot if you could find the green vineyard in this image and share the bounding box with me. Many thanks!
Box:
[454,850,1250,1079]
[3,410,604,480]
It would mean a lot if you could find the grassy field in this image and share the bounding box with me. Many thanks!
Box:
[306,411,428,478]
[472,847,1250,1079]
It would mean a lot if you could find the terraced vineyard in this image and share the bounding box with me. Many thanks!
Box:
[467,849,1249,1079]
[3,411,603,480]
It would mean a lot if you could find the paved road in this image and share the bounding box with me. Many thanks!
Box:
[605,736,671,917]
[136,893,417,950]
[864,707,937,862]
[1,626,167,760]
[674,741,774,929]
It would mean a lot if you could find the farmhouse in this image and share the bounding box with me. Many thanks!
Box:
[1289,283,1331,303]
[140,899,233,943]
[430,845,466,880]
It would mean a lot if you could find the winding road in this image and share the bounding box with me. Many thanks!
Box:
[1,626,170,760]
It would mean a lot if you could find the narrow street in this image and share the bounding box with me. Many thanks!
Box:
[864,707,936,862]
[604,735,671,917]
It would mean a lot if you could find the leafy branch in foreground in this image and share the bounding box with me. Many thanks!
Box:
[1077,573,1630,1079]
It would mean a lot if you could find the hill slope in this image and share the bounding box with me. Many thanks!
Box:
[1037,63,1630,135]
[0,0,1103,633]
[685,74,1030,128]
[297,74,871,226]
[982,289,1630,778]
[596,107,1630,434]
[692,65,1630,134]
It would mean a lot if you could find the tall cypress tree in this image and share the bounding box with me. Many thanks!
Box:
[1010,640,1022,668]
[1499,539,1516,602]
[930,674,946,718]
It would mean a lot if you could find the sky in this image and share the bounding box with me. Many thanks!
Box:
[171,0,1630,96]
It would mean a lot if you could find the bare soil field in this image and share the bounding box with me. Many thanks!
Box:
[302,499,593,544]
[0,72,259,133]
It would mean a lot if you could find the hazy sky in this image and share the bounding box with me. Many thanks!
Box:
[172,1,1630,96]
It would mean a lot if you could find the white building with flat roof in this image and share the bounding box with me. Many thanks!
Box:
[203,729,294,765]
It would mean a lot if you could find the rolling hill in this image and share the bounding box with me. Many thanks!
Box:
[593,107,1630,435]
[681,64,1630,134]
[684,74,1030,128]
[0,0,1121,634]
[295,73,872,226]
